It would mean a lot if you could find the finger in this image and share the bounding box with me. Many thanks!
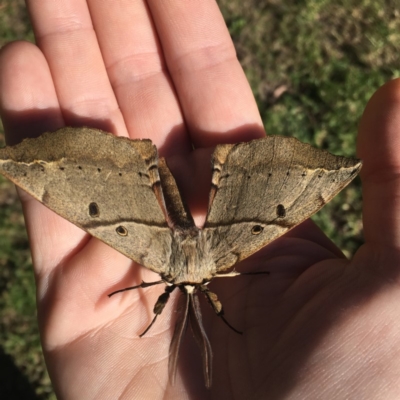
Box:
[86,0,190,156]
[0,42,63,143]
[0,42,87,278]
[27,0,128,136]
[358,78,400,248]
[147,0,265,147]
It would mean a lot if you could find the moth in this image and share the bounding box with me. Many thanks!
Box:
[0,127,362,387]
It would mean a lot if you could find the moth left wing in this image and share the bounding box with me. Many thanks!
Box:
[203,136,362,272]
[0,127,174,274]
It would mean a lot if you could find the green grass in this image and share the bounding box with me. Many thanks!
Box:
[0,0,34,46]
[0,0,399,397]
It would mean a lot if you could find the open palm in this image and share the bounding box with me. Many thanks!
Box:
[1,1,400,399]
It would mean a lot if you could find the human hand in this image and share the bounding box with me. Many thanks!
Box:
[1,0,398,398]
[0,0,263,397]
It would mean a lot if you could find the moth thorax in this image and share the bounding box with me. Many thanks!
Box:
[170,232,217,285]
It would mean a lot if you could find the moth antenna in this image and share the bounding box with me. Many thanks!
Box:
[139,285,177,337]
[108,279,164,297]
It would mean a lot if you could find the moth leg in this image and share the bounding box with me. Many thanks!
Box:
[108,280,164,297]
[139,285,176,337]
[199,286,242,335]
[213,270,242,278]
[240,271,270,276]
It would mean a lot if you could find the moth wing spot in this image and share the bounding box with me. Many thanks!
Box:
[251,225,264,235]
[276,204,286,218]
[148,165,158,171]
[89,202,100,218]
[138,171,150,179]
[116,226,128,236]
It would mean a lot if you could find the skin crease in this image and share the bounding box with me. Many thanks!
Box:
[0,0,400,398]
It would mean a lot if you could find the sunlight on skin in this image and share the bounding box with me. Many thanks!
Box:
[1,0,400,398]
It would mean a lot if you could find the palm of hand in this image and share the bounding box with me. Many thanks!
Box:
[39,218,395,399]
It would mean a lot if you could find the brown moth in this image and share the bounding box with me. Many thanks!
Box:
[0,127,362,387]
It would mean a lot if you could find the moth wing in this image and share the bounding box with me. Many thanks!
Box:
[0,127,174,274]
[203,136,362,271]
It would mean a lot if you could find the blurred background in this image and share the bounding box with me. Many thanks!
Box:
[0,0,399,398]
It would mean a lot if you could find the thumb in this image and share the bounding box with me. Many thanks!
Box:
[358,78,400,249]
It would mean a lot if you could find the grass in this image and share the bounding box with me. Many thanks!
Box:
[0,0,399,397]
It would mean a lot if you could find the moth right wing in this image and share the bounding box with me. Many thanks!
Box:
[0,127,175,274]
[203,136,362,272]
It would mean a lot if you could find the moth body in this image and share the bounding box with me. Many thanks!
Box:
[163,228,218,285]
